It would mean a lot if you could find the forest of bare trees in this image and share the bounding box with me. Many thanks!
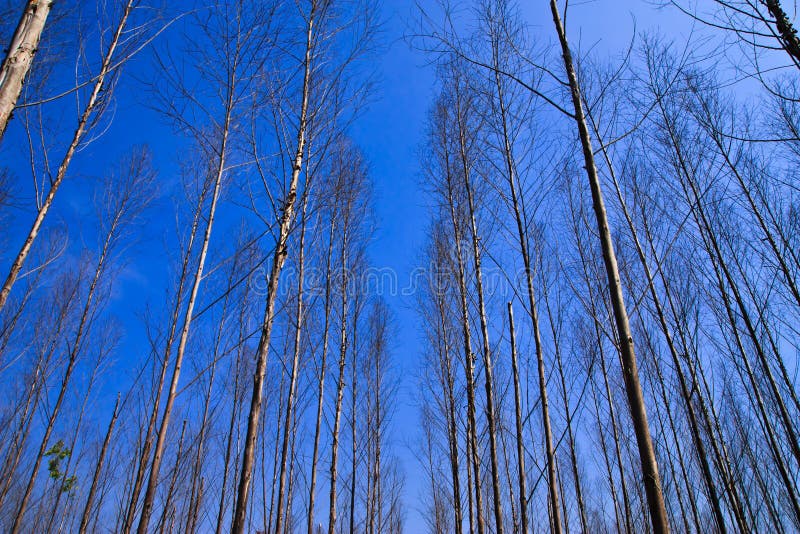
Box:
[0,0,404,532]
[0,0,799,532]
[413,0,800,532]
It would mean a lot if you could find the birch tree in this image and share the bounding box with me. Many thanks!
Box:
[0,0,137,313]
[0,0,52,140]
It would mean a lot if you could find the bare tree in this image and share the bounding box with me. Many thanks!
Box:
[0,0,136,313]
[0,0,52,140]
[274,181,311,534]
[548,2,669,532]
[230,3,316,527]
[77,393,120,534]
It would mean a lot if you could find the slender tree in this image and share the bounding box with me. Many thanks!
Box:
[231,4,315,528]
[548,2,669,532]
[0,0,136,313]
[11,147,154,534]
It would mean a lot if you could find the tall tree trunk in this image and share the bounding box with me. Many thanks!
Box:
[457,101,505,534]
[186,291,231,534]
[0,0,52,141]
[594,308,633,534]
[465,407,476,534]
[154,420,187,534]
[307,218,336,534]
[639,322,701,534]
[78,394,120,534]
[136,87,232,534]
[494,62,559,532]
[590,365,627,533]
[442,106,485,534]
[570,123,633,534]
[123,174,210,534]
[544,287,588,534]
[499,418,518,534]
[215,318,245,534]
[433,264,463,534]
[268,349,289,532]
[506,303,530,534]
[231,6,314,529]
[548,3,669,532]
[589,113,736,533]
[349,298,359,534]
[633,185,752,531]
[275,186,310,534]
[328,227,350,534]
[284,404,300,533]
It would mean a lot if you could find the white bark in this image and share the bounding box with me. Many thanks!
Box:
[0,0,52,140]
